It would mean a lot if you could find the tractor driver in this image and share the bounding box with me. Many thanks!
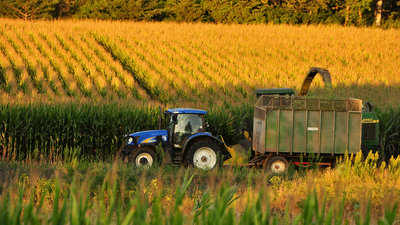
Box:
[185,121,192,132]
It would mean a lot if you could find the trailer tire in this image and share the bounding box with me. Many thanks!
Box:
[188,141,221,170]
[265,156,288,173]
[131,147,156,168]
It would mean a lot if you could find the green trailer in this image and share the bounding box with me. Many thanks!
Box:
[252,95,363,172]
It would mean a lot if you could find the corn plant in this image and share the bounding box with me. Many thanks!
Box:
[68,35,117,99]
[0,40,26,93]
[2,30,45,94]
[29,32,75,97]
[119,36,188,101]
[80,35,142,100]
[55,34,107,98]
[0,57,8,90]
[14,30,59,96]
[91,32,169,103]
[41,33,91,98]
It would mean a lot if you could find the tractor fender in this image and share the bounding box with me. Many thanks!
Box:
[182,133,231,160]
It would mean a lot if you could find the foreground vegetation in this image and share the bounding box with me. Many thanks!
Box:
[1,151,400,224]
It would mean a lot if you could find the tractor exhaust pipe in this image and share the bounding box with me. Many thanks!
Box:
[158,106,162,130]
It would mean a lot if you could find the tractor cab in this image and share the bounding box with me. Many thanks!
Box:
[164,108,207,149]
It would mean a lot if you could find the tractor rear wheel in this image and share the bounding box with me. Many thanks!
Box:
[188,141,221,170]
[265,156,289,173]
[130,147,156,167]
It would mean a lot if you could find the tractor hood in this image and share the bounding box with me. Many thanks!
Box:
[126,130,168,145]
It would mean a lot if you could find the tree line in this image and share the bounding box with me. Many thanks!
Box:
[0,0,399,27]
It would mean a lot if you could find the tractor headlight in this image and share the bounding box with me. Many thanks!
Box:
[127,137,133,144]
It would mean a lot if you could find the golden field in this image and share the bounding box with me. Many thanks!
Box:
[0,19,399,109]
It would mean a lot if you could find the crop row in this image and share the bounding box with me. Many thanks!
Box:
[1,103,400,162]
[0,23,150,104]
[0,103,254,161]
[0,20,399,109]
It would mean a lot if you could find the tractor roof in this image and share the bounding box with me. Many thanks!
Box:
[166,108,207,114]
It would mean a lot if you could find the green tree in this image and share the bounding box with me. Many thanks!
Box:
[227,0,267,23]
[202,0,267,23]
[74,0,118,19]
[0,0,59,20]
[166,0,204,22]
[53,0,84,18]
[282,0,328,23]
[201,0,233,23]
[342,0,372,25]
[75,0,161,20]
[121,0,161,21]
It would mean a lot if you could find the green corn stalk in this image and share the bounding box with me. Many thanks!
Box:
[0,58,8,89]
[91,32,169,103]
[42,33,90,98]
[56,34,105,98]
[0,42,24,89]
[81,34,141,100]
[29,33,75,97]
[15,29,59,95]
[3,31,45,94]
[119,37,187,101]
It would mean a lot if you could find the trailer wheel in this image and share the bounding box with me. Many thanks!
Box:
[131,147,156,167]
[188,141,221,170]
[265,156,288,173]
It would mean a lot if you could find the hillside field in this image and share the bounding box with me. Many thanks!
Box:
[0,19,399,110]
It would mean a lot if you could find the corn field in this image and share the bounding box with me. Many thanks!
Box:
[1,19,400,161]
[0,20,399,109]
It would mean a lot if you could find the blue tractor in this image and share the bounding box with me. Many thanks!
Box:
[120,108,231,169]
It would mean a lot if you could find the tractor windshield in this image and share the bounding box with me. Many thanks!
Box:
[174,114,204,146]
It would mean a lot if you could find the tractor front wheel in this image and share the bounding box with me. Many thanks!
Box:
[118,145,134,162]
[131,147,156,167]
[188,141,221,170]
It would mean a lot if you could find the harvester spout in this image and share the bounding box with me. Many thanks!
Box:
[299,67,332,96]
